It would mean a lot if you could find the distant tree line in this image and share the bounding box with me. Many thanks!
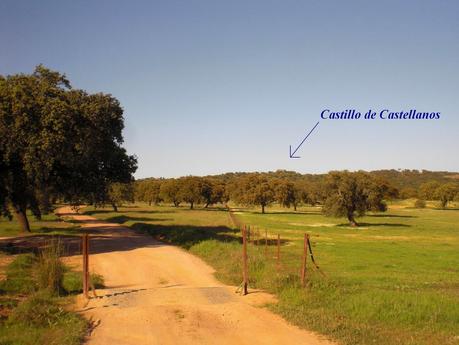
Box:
[134,176,228,209]
[0,66,137,232]
[126,170,459,226]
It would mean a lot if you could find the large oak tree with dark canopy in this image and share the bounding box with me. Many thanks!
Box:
[200,178,228,208]
[160,179,182,207]
[273,179,298,210]
[135,179,162,206]
[322,171,389,226]
[0,65,137,232]
[229,173,275,214]
[179,176,203,209]
[435,182,458,209]
[108,182,135,212]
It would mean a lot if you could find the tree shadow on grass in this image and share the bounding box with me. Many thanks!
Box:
[233,209,322,216]
[202,206,230,212]
[0,223,247,256]
[179,206,229,212]
[266,211,322,216]
[83,210,117,215]
[84,209,175,216]
[0,230,171,256]
[130,223,241,249]
[33,226,82,234]
[105,215,173,224]
[0,212,291,258]
[130,223,289,249]
[367,214,416,219]
[336,222,411,228]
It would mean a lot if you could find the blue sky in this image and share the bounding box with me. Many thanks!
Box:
[1,0,458,178]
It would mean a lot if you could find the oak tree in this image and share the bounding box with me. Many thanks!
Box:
[435,183,458,208]
[200,178,227,208]
[322,171,388,226]
[230,174,274,214]
[274,180,298,210]
[160,179,182,207]
[108,182,135,212]
[179,176,202,209]
[0,66,136,231]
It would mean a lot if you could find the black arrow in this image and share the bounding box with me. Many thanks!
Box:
[289,121,320,158]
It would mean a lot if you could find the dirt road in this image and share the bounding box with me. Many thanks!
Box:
[58,207,335,345]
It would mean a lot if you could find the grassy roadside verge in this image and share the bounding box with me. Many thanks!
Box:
[0,209,80,238]
[84,203,459,345]
[0,242,103,345]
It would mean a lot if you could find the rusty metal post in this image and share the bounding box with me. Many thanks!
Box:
[82,234,89,298]
[85,234,89,298]
[264,229,268,256]
[242,226,248,295]
[301,233,309,287]
[277,234,281,269]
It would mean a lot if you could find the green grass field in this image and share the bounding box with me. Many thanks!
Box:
[85,202,459,345]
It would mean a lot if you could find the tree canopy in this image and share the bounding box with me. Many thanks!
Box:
[108,182,135,212]
[435,183,458,208]
[0,65,137,231]
[160,179,182,207]
[229,174,275,214]
[133,169,458,225]
[135,179,162,206]
[178,176,202,209]
[322,171,388,226]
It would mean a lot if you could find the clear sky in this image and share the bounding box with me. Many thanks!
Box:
[1,0,458,178]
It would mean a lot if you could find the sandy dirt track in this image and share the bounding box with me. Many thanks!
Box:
[58,207,336,345]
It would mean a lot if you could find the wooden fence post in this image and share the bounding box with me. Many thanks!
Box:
[82,234,89,298]
[264,229,268,256]
[301,233,309,287]
[242,226,248,295]
[277,234,281,269]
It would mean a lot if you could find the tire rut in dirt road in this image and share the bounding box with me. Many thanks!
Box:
[58,207,336,345]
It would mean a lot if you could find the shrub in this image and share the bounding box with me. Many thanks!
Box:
[414,199,426,208]
[36,239,65,295]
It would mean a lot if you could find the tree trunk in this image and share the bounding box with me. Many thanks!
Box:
[294,204,297,211]
[261,204,265,214]
[441,198,447,209]
[205,202,210,208]
[148,200,152,206]
[112,203,118,212]
[190,201,194,209]
[13,205,31,233]
[347,212,358,227]
[38,187,52,214]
